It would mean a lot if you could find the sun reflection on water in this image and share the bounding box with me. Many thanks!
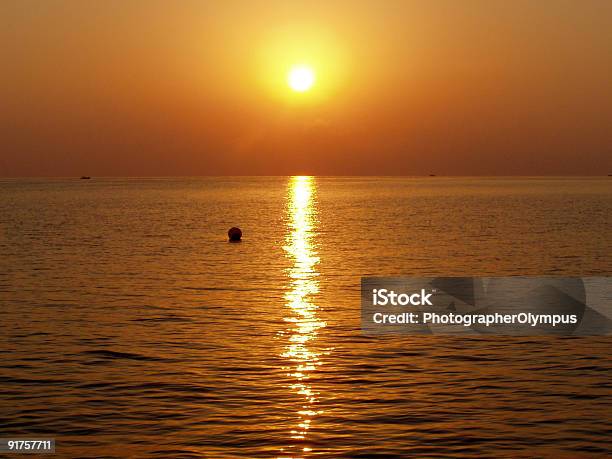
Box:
[279,176,326,458]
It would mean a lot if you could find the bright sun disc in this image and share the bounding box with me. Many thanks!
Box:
[288,66,315,92]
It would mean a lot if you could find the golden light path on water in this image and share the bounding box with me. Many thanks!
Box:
[279,176,326,459]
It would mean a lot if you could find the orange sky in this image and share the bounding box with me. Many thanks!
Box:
[1,0,611,176]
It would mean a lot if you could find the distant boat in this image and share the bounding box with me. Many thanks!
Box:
[429,174,436,177]
[80,176,91,180]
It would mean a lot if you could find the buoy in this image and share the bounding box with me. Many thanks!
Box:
[228,227,242,242]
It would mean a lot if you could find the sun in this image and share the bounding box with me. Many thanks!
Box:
[288,65,315,92]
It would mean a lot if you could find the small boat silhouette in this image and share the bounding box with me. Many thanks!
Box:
[80,176,91,180]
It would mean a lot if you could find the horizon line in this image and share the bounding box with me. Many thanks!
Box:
[1,174,611,179]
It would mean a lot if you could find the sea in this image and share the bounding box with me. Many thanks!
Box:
[1,177,611,458]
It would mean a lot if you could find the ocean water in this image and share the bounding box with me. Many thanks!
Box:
[0,176,611,458]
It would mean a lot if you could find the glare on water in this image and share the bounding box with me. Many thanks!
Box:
[280,176,326,457]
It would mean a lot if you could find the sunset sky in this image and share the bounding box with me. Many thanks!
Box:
[2,0,611,176]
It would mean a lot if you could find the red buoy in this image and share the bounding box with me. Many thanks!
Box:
[228,227,242,242]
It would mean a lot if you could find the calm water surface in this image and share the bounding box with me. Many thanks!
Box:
[1,177,611,458]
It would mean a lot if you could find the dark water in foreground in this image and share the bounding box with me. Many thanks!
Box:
[1,177,611,458]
